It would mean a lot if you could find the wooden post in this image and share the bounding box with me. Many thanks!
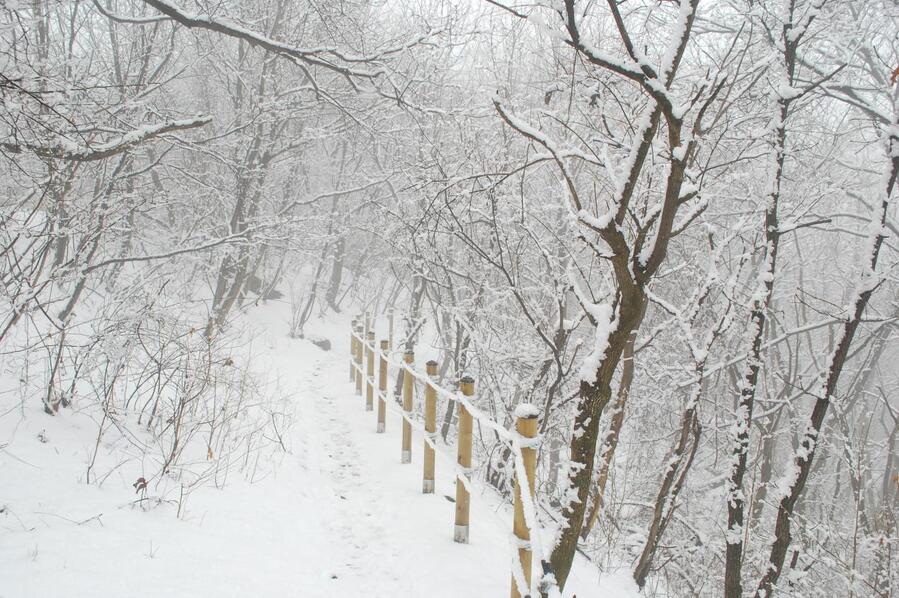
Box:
[423,360,438,493]
[349,319,356,382]
[364,311,371,337]
[354,325,363,395]
[377,340,388,433]
[511,406,539,598]
[365,331,375,411]
[401,350,414,463]
[454,376,474,543]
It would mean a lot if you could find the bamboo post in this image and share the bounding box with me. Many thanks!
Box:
[377,340,388,433]
[401,350,414,463]
[365,331,375,411]
[349,319,357,382]
[454,376,474,543]
[423,360,438,493]
[354,325,363,395]
[511,406,539,598]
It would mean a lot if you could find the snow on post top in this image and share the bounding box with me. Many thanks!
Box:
[514,403,540,419]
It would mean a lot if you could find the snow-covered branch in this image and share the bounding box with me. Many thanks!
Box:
[2,117,212,162]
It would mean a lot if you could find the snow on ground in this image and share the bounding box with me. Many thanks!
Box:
[1,303,638,597]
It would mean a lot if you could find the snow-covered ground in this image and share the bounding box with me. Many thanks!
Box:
[1,304,637,597]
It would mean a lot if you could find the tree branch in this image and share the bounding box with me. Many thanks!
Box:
[2,117,212,162]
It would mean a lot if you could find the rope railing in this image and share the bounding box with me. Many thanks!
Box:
[356,334,516,443]
[348,312,548,598]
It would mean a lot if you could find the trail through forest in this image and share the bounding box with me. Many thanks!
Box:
[0,304,634,597]
[1,1,896,595]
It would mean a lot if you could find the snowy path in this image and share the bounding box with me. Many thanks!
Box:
[0,307,632,597]
[283,324,526,597]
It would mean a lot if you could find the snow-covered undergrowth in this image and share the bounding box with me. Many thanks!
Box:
[1,301,637,597]
[3,285,292,493]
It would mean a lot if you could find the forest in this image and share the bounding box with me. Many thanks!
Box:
[1,1,897,597]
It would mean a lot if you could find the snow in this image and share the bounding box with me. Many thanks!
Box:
[45,117,212,161]
[577,208,613,231]
[577,303,616,384]
[514,403,540,419]
[658,0,696,83]
[775,83,803,101]
[0,303,632,598]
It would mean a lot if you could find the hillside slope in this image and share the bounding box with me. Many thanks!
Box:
[0,304,636,597]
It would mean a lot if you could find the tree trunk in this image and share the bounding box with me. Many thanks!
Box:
[754,140,897,598]
[580,327,638,539]
[548,293,646,589]
[633,390,701,587]
[325,236,345,312]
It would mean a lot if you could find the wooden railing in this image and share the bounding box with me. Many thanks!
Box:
[349,314,543,598]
